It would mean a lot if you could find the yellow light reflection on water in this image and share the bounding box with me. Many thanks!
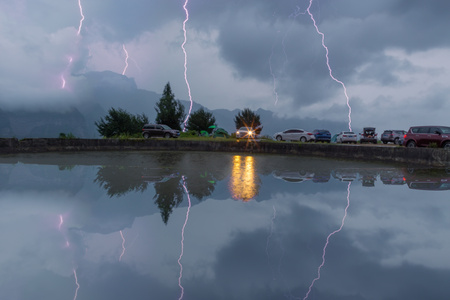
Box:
[229,155,260,201]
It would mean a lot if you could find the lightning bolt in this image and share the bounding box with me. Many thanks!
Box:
[181,0,193,131]
[119,230,126,261]
[269,6,306,106]
[303,181,351,300]
[77,0,85,36]
[61,57,73,89]
[73,268,80,300]
[306,0,352,131]
[269,45,280,105]
[178,176,192,300]
[60,0,84,89]
[122,44,129,75]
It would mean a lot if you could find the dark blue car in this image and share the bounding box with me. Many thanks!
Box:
[313,129,331,143]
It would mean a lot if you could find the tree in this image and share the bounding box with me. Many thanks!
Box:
[155,82,186,130]
[95,107,148,137]
[234,108,261,129]
[186,108,216,133]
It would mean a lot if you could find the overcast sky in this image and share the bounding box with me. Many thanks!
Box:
[1,0,450,131]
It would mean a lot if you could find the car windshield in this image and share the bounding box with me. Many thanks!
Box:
[440,127,450,134]
[239,127,249,131]
[161,125,172,130]
[344,132,354,134]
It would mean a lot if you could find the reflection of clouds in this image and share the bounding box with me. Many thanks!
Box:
[0,193,82,279]
[229,155,260,201]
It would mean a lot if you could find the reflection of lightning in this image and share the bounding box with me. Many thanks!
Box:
[266,205,276,258]
[303,181,351,300]
[73,268,80,300]
[307,1,352,131]
[58,214,70,247]
[119,230,126,261]
[178,176,192,300]
[181,0,193,131]
[77,0,85,36]
[122,44,129,75]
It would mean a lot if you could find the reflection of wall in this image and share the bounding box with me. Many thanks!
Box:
[229,155,260,201]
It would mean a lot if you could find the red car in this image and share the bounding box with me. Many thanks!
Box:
[403,126,450,148]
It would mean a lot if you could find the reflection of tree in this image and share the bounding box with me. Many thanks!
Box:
[184,172,217,200]
[153,176,184,224]
[94,166,149,197]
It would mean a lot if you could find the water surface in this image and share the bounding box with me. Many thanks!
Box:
[1,151,450,300]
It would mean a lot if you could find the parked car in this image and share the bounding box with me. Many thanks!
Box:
[273,129,315,142]
[236,127,255,139]
[142,124,180,138]
[381,130,406,145]
[313,129,331,143]
[403,126,450,148]
[359,127,377,144]
[336,131,358,144]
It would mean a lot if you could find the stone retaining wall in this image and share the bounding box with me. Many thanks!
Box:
[1,138,449,167]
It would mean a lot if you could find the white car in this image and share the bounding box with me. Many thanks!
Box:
[273,129,315,142]
[336,131,358,144]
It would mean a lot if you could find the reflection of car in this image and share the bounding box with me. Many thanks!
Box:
[313,129,331,143]
[272,170,314,183]
[359,127,377,144]
[312,171,331,183]
[331,169,358,181]
[336,131,358,144]
[273,129,315,142]
[381,130,406,145]
[142,124,180,138]
[402,168,450,190]
[380,169,406,185]
[403,126,450,148]
[236,127,255,139]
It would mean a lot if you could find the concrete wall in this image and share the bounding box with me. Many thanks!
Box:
[1,138,449,167]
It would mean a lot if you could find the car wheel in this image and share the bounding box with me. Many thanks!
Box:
[382,141,387,144]
[276,135,282,141]
[394,138,399,145]
[406,141,416,148]
[443,141,450,149]
[300,136,307,142]
[164,133,171,139]
[143,133,150,139]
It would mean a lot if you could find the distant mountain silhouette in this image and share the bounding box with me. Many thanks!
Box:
[0,71,351,139]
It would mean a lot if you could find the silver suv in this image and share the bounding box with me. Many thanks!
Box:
[142,124,180,138]
[381,130,406,145]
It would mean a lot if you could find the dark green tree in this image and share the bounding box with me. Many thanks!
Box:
[95,107,148,137]
[234,108,261,129]
[155,82,186,130]
[186,108,216,133]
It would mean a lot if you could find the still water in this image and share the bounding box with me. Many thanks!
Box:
[1,151,450,300]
